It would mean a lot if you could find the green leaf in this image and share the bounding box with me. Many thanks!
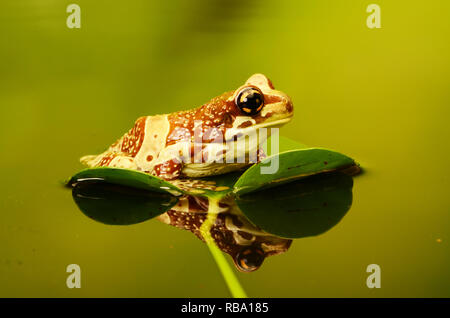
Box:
[72,181,178,225]
[233,148,357,195]
[67,167,183,196]
[235,172,353,238]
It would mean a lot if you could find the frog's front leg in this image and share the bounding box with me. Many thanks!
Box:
[257,147,267,163]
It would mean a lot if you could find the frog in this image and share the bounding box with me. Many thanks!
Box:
[80,74,293,180]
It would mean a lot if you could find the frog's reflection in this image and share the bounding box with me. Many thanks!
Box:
[71,172,354,272]
[157,196,292,272]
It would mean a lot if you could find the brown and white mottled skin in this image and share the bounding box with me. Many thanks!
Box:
[157,196,292,272]
[80,74,293,180]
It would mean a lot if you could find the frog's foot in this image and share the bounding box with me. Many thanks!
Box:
[80,155,99,166]
[80,151,138,170]
[257,147,267,163]
[153,158,183,180]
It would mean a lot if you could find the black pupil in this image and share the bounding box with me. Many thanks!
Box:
[236,88,264,115]
[237,247,265,271]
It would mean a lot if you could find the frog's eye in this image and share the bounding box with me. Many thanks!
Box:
[235,87,264,116]
[234,246,265,272]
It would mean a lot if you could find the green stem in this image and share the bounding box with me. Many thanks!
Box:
[200,200,247,298]
[205,238,247,298]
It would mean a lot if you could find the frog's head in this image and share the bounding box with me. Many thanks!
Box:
[228,73,294,129]
[191,73,293,134]
[167,74,293,168]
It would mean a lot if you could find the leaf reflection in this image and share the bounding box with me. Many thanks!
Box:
[71,171,353,271]
[72,181,178,225]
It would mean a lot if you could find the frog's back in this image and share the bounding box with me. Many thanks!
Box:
[80,115,170,172]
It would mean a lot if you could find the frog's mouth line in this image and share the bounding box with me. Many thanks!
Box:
[256,116,293,129]
[229,116,293,141]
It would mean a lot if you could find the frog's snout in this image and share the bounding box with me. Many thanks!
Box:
[283,94,294,115]
[273,91,294,119]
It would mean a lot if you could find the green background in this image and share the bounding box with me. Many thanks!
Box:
[1,0,449,297]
